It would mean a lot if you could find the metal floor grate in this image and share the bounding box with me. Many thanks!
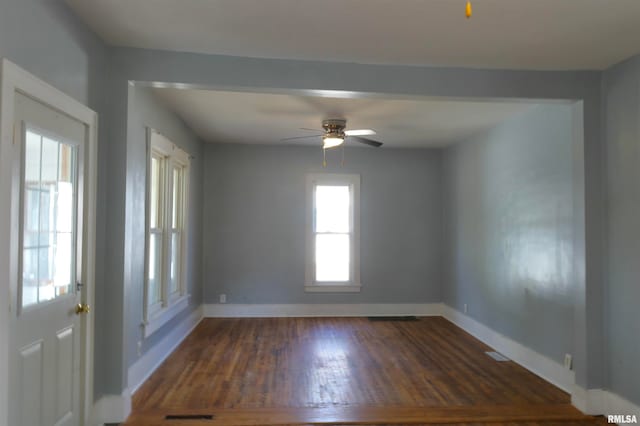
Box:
[165,414,214,420]
[368,316,419,321]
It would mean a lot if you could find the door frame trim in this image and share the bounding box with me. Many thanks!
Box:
[0,58,98,426]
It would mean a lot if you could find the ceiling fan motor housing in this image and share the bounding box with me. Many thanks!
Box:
[322,119,347,139]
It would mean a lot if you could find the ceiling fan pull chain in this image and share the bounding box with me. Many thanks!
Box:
[466,0,472,18]
[323,148,327,168]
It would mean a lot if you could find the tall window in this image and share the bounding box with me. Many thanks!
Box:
[144,129,190,337]
[305,174,361,292]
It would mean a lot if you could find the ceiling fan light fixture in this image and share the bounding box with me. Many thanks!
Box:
[322,135,345,149]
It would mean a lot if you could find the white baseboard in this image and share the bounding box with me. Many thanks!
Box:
[128,305,203,395]
[203,303,443,318]
[606,390,640,417]
[91,306,203,425]
[573,386,640,417]
[91,388,131,426]
[440,304,575,394]
[571,385,602,414]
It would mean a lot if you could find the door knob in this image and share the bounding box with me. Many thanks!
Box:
[75,303,90,315]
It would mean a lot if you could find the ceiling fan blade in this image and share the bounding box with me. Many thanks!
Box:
[350,136,383,147]
[344,129,377,136]
[280,135,321,142]
[299,127,322,132]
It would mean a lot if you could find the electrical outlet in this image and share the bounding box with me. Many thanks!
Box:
[564,354,573,370]
[219,294,226,304]
[137,341,142,357]
[463,304,468,314]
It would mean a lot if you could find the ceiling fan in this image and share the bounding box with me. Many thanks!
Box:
[282,119,383,149]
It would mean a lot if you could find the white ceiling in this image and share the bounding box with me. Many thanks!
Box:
[66,0,640,70]
[151,88,534,148]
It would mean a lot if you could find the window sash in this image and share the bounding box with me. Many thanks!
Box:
[314,232,351,282]
[313,183,354,283]
[150,154,164,229]
[144,129,190,331]
[314,185,351,234]
[168,229,182,297]
[305,174,360,291]
[147,228,164,311]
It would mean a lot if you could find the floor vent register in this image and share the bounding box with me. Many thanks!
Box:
[165,414,215,421]
[368,316,419,321]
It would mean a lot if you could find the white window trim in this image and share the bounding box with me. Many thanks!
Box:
[305,173,361,293]
[143,128,190,338]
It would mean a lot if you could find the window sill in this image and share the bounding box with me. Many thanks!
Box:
[143,294,190,338]
[304,284,361,293]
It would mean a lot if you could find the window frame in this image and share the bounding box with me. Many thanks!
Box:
[18,124,81,311]
[143,128,190,338]
[305,173,361,293]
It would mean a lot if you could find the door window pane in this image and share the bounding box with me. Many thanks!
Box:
[21,130,77,308]
[41,137,59,182]
[54,232,72,298]
[38,246,55,302]
[22,248,38,306]
[315,234,350,282]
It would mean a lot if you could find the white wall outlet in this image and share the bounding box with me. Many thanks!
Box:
[463,304,468,314]
[137,341,142,357]
[564,353,573,370]
[219,294,226,304]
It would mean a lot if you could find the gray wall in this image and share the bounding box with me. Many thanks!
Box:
[125,86,204,369]
[203,144,443,304]
[442,104,577,364]
[0,0,116,402]
[0,0,107,105]
[603,55,640,406]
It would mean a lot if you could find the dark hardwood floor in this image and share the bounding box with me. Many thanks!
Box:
[124,317,602,425]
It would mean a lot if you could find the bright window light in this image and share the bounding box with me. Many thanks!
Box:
[314,185,351,282]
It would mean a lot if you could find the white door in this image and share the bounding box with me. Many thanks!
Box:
[9,92,88,426]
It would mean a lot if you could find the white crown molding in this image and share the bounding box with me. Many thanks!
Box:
[203,303,443,318]
[128,305,203,395]
[440,304,575,394]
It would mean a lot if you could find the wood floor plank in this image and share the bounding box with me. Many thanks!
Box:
[126,317,589,426]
